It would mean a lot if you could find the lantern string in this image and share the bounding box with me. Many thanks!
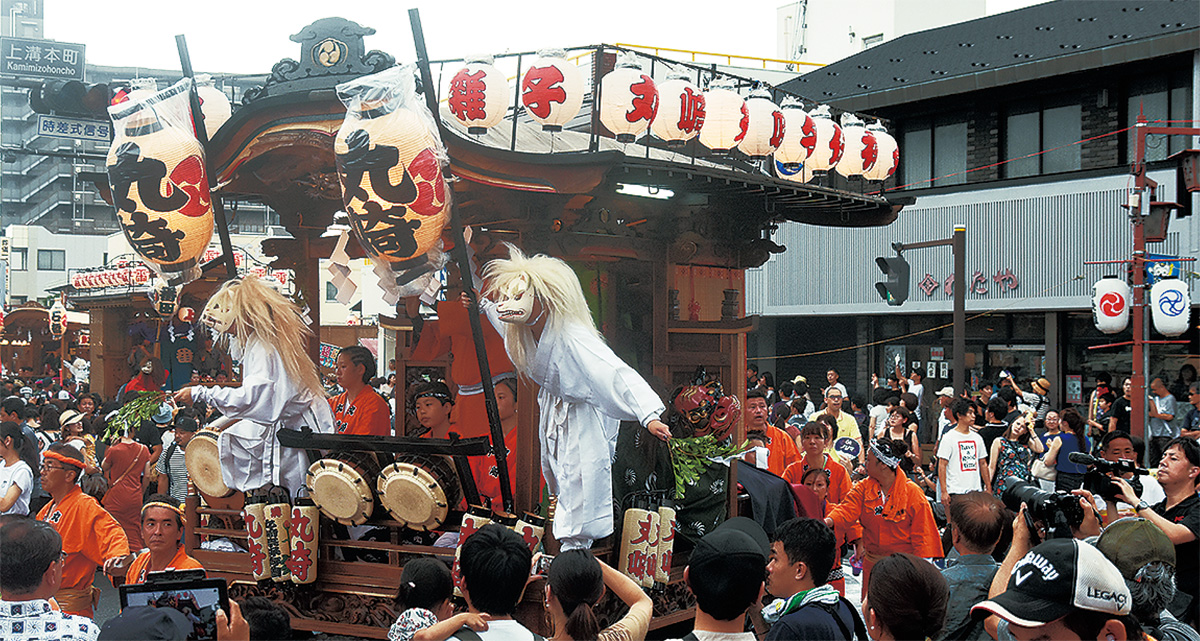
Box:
[746,274,1085,361]
[874,124,1139,194]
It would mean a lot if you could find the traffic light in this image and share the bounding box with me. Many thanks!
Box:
[28,80,115,118]
[875,255,910,306]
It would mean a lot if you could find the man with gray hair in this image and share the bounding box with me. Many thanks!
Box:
[1094,517,1198,641]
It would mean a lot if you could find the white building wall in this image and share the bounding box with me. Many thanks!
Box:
[4,224,106,304]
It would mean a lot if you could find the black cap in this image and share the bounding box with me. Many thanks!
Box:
[99,606,191,640]
[689,516,770,574]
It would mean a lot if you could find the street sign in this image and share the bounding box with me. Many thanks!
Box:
[36,114,110,142]
[1,36,86,80]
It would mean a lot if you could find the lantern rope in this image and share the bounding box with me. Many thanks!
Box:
[747,274,1086,361]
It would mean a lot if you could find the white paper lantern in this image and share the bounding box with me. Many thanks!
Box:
[805,104,844,172]
[520,49,584,132]
[599,56,658,143]
[651,73,705,147]
[738,89,784,159]
[835,113,878,178]
[194,74,231,137]
[1150,278,1191,337]
[776,99,816,170]
[699,80,747,155]
[1092,277,1131,334]
[448,55,509,134]
[863,120,899,182]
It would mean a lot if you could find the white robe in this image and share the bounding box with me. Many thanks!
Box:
[485,303,665,549]
[192,336,334,495]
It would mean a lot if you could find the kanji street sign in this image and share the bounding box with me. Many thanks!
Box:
[35,114,110,142]
[1,36,86,80]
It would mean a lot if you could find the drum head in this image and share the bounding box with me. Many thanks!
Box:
[378,461,450,531]
[185,431,232,498]
[307,458,374,526]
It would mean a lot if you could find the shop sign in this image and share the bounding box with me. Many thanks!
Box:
[930,347,944,360]
[319,342,338,369]
[917,267,1020,298]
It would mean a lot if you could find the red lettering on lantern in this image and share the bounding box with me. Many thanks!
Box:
[770,110,786,149]
[629,513,659,546]
[677,87,705,134]
[286,545,313,581]
[800,117,817,154]
[735,103,750,143]
[626,75,659,124]
[408,148,446,217]
[860,131,879,171]
[168,155,211,218]
[829,126,845,164]
[245,512,267,578]
[449,69,488,121]
[521,66,567,119]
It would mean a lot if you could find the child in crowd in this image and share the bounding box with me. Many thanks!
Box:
[388,558,487,641]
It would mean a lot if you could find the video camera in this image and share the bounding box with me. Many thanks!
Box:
[1001,477,1085,544]
[1068,452,1147,502]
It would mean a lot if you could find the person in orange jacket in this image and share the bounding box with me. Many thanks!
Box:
[36,443,132,618]
[125,495,204,585]
[824,438,942,598]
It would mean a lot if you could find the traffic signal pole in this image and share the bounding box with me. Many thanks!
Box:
[891,225,967,396]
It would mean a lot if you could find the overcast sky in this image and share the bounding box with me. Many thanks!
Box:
[42,0,1048,75]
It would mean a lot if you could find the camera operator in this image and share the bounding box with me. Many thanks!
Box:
[1111,437,1199,628]
[1086,432,1163,525]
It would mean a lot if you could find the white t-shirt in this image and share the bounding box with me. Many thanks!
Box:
[909,382,925,411]
[0,459,34,515]
[452,619,538,641]
[869,404,890,437]
[938,428,987,495]
[1095,474,1167,521]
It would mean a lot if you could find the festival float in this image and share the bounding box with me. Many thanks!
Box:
[81,12,903,637]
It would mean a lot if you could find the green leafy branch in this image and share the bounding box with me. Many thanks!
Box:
[103,391,167,443]
[668,435,748,499]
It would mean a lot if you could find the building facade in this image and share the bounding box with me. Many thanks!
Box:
[749,0,1199,411]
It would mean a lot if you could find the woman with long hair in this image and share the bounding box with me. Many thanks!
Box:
[101,417,150,549]
[988,412,1045,498]
[0,421,36,515]
[546,549,652,641]
[862,552,948,641]
[1043,408,1089,492]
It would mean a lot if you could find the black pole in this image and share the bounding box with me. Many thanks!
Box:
[409,8,515,515]
[175,34,238,281]
[953,225,966,396]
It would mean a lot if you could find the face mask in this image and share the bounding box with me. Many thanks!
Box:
[201,290,235,335]
[496,275,535,324]
[141,362,154,374]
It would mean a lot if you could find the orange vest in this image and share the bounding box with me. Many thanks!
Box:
[38,487,130,616]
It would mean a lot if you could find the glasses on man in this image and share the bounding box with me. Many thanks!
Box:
[40,463,71,472]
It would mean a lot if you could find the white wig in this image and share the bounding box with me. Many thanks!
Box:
[482,243,600,373]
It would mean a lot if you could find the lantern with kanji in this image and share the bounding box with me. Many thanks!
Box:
[651,72,704,147]
[448,55,508,134]
[835,113,878,178]
[599,55,658,143]
[863,120,899,182]
[776,98,816,170]
[804,104,844,173]
[1092,277,1130,334]
[335,65,450,266]
[1150,278,1190,337]
[48,301,67,340]
[699,79,747,155]
[106,78,215,287]
[195,74,232,137]
[738,89,785,159]
[520,49,584,132]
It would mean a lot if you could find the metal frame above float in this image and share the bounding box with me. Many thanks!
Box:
[77,12,905,638]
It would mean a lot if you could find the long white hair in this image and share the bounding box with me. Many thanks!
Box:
[482,243,599,373]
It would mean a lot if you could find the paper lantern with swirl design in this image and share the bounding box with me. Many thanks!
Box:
[1091,277,1130,334]
[335,67,449,265]
[863,121,899,182]
[106,78,214,287]
[805,104,844,173]
[651,73,705,147]
[739,89,785,159]
[1150,278,1190,337]
[521,49,584,132]
[699,79,747,155]
[448,55,508,134]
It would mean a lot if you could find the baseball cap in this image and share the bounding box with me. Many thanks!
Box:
[971,539,1130,626]
[689,516,770,575]
[1095,517,1175,580]
[936,386,955,398]
[98,605,192,640]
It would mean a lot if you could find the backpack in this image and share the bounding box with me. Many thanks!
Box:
[798,597,869,641]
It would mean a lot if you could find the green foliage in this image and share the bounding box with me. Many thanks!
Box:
[103,391,167,443]
[668,435,747,499]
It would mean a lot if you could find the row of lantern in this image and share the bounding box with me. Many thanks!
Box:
[446,51,899,181]
[1092,276,1191,336]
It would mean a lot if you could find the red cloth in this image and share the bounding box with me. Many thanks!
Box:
[124,373,159,394]
[38,487,130,617]
[101,440,150,550]
[329,387,391,436]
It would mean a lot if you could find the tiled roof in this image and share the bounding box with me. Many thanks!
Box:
[781,0,1198,111]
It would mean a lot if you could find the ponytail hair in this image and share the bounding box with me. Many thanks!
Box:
[0,421,37,473]
[548,549,604,640]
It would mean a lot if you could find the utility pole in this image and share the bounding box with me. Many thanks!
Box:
[891,225,967,395]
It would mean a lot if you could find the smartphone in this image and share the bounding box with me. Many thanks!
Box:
[118,570,229,641]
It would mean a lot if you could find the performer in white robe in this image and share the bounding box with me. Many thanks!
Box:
[480,245,669,550]
[174,277,334,495]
